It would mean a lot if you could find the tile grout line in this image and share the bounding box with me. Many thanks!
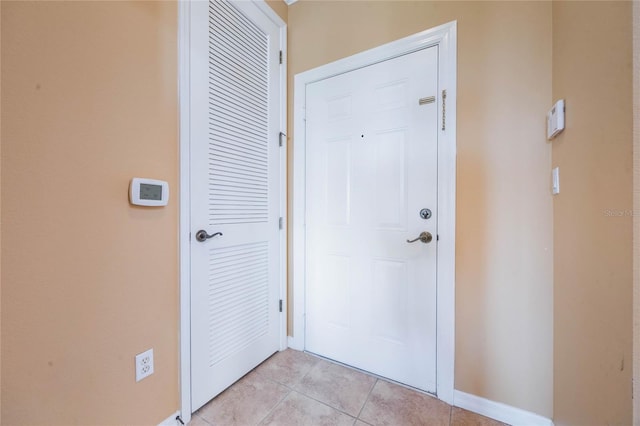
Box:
[290,356,381,421]
[202,350,467,426]
[298,357,321,383]
[253,387,293,426]
[290,358,373,420]
[355,378,378,422]
[206,351,450,426]
[290,387,359,420]
[251,354,324,424]
[255,358,320,392]
[276,359,359,415]
[253,361,359,420]
[307,351,438,399]
[191,411,214,426]
[250,361,299,425]
[203,350,462,426]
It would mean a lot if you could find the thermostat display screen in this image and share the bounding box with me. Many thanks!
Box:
[129,177,169,207]
[140,183,162,201]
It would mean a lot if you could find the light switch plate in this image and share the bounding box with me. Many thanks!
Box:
[552,167,560,195]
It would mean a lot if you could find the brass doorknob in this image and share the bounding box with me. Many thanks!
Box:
[407,231,433,244]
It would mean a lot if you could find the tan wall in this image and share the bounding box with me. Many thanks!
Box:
[266,0,288,24]
[1,2,179,424]
[634,1,640,423]
[287,0,554,417]
[1,0,3,416]
[552,2,634,425]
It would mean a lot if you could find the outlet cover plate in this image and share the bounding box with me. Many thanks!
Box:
[135,348,154,382]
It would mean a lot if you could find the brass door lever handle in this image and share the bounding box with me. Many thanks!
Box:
[407,231,433,244]
[195,230,223,242]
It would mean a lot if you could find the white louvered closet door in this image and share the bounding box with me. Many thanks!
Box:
[190,0,282,411]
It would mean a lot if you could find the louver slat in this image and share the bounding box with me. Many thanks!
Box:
[207,242,269,366]
[208,0,269,227]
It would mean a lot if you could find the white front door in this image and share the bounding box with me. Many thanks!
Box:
[189,0,282,411]
[305,47,439,392]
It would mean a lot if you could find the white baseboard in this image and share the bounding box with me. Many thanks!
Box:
[453,390,553,426]
[158,411,181,426]
[287,335,303,350]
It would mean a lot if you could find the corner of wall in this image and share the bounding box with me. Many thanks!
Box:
[266,0,288,24]
[552,1,634,424]
[633,0,640,423]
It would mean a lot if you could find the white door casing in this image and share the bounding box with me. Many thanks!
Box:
[291,22,456,403]
[179,0,287,420]
[305,47,438,393]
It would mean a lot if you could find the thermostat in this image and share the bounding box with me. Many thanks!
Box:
[547,99,565,140]
[129,178,169,207]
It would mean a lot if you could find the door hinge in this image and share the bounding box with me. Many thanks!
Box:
[279,132,286,147]
[279,217,284,230]
[279,50,283,65]
[442,89,447,131]
[279,299,283,312]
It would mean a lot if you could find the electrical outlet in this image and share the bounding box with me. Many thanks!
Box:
[135,349,154,382]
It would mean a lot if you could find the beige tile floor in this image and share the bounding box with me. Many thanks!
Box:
[190,349,508,426]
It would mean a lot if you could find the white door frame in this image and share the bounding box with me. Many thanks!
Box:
[290,21,457,405]
[178,1,287,422]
